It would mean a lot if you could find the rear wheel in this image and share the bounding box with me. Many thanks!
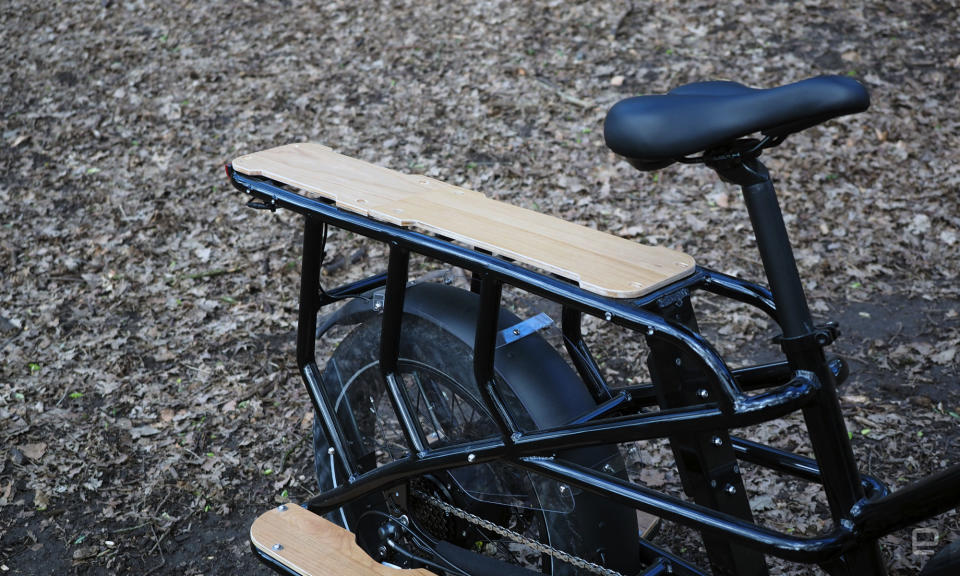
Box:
[920,539,960,576]
[312,289,638,575]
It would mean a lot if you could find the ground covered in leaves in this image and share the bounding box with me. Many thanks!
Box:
[1,1,959,575]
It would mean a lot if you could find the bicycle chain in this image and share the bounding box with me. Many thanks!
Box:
[412,490,626,576]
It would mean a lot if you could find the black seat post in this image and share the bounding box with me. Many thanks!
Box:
[710,157,813,341]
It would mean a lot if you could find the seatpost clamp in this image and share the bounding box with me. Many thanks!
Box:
[774,321,841,353]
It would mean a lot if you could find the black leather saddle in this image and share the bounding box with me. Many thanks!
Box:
[603,75,869,170]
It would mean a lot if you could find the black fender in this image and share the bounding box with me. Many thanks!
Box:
[322,282,597,425]
[324,282,640,572]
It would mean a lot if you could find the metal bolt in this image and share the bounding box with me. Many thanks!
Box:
[674,357,682,366]
[711,436,723,447]
[710,479,718,488]
[604,312,613,321]
[646,327,654,336]
[724,483,737,495]
[399,514,409,526]
[467,453,476,463]
[602,463,616,474]
[272,543,284,551]
[559,484,569,495]
[513,328,520,335]
[461,530,468,537]
[277,504,288,512]
[378,545,388,557]
[327,447,335,455]
[697,388,709,399]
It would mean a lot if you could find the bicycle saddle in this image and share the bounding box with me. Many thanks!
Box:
[604,75,869,170]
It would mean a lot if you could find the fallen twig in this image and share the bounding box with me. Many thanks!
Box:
[147,524,170,556]
[534,77,595,109]
[183,267,243,281]
[113,522,150,534]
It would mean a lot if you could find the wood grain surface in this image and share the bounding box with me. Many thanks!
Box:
[232,142,695,298]
[250,505,432,576]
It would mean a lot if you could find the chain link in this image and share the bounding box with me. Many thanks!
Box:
[413,490,627,576]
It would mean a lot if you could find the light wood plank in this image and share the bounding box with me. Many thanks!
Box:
[250,505,433,576]
[232,143,695,298]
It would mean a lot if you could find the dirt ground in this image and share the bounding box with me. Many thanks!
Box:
[1,1,959,575]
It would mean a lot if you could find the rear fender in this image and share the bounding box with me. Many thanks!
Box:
[323,282,640,572]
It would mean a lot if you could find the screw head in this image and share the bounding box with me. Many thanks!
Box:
[724,483,737,495]
[646,327,655,336]
[272,543,284,551]
[604,312,613,321]
[378,545,388,557]
[711,436,723,447]
[467,453,476,463]
[559,484,568,495]
[697,388,709,399]
[513,328,520,335]
[277,504,288,512]
[327,447,335,455]
[674,357,682,366]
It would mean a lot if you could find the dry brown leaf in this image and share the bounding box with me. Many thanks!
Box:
[18,443,47,460]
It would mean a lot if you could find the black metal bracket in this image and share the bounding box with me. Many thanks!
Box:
[775,321,841,355]
[247,195,278,212]
[654,287,690,312]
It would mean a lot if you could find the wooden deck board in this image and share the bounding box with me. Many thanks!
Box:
[232,143,695,298]
[250,505,432,576]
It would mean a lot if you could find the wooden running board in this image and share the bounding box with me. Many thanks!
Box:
[232,143,695,298]
[250,504,432,576]
[251,504,661,575]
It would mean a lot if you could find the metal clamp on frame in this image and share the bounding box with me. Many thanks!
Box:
[775,321,841,358]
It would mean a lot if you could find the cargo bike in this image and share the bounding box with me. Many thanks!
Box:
[226,75,960,576]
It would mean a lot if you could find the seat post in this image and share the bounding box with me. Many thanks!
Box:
[710,157,814,340]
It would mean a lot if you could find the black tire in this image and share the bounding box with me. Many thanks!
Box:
[312,286,639,575]
[920,538,960,576]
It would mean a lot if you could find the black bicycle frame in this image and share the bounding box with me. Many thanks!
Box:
[229,160,960,576]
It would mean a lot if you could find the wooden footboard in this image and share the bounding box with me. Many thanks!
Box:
[250,504,431,576]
